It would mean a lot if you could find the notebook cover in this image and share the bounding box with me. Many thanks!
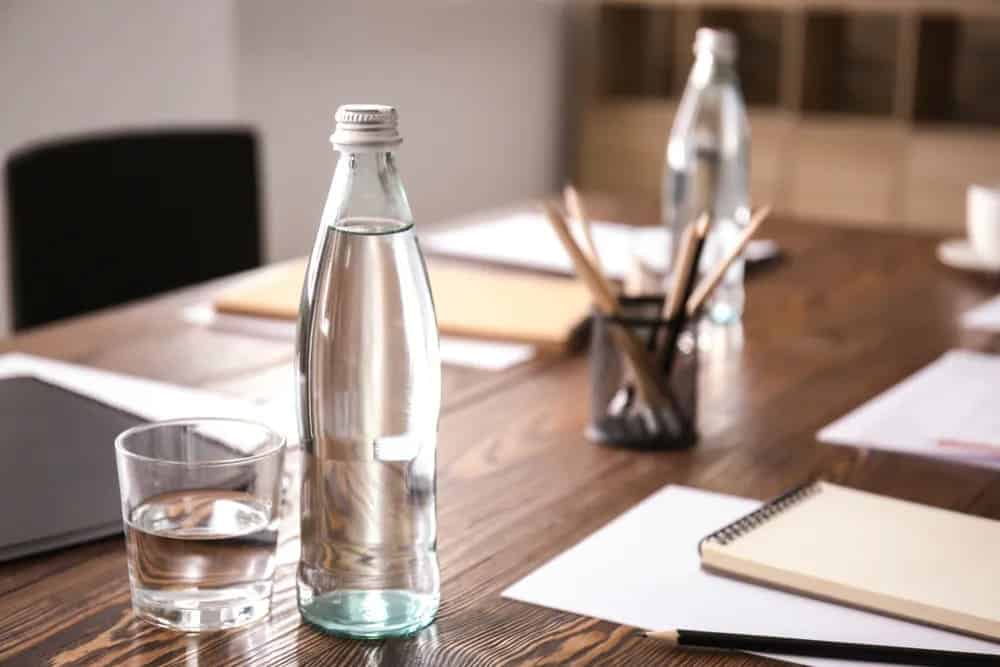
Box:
[214,258,592,350]
[699,481,1000,640]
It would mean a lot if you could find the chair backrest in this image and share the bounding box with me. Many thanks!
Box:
[5,128,262,330]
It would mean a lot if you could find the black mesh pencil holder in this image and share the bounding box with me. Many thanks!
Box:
[587,296,698,450]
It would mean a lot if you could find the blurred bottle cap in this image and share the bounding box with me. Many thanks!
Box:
[694,28,737,62]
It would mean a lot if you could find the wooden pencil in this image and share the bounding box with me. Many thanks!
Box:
[642,628,998,666]
[542,202,617,313]
[661,222,698,320]
[563,185,603,276]
[658,213,711,372]
[541,203,675,421]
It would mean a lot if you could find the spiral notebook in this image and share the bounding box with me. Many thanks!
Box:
[699,481,1000,640]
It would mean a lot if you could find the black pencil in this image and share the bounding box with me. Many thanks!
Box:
[642,628,999,666]
[659,213,710,374]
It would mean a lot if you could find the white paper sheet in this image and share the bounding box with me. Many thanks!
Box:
[184,303,297,340]
[423,212,779,280]
[817,350,1000,469]
[0,353,297,445]
[437,337,536,371]
[182,304,536,372]
[424,213,669,277]
[963,294,1000,332]
[502,485,1000,666]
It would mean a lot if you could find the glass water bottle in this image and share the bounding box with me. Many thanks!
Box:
[663,28,750,327]
[296,105,441,638]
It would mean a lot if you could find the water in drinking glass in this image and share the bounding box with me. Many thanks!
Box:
[115,418,285,632]
[125,489,278,631]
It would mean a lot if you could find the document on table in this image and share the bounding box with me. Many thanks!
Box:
[423,212,779,280]
[0,353,296,444]
[502,485,1000,667]
[818,349,1000,469]
[182,304,537,372]
[963,294,1000,331]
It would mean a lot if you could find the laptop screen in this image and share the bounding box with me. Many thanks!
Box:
[0,376,147,561]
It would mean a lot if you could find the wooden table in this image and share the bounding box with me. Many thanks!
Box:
[1,210,999,666]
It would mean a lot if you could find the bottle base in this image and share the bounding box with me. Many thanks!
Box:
[698,318,745,354]
[300,589,438,639]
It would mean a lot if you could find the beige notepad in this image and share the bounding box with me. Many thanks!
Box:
[214,258,591,350]
[699,481,1000,640]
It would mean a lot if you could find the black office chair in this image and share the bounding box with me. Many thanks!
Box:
[5,128,263,330]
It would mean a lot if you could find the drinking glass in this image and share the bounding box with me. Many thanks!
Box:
[115,418,285,632]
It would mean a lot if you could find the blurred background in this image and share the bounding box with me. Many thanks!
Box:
[0,0,571,334]
[2,0,1000,334]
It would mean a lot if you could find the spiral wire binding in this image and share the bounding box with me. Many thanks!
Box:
[699,481,824,552]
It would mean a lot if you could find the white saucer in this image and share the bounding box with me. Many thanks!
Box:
[937,238,1000,274]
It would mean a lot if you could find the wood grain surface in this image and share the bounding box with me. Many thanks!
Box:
[0,202,998,666]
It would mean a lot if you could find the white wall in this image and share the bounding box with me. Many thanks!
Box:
[235,0,571,260]
[0,1,570,334]
[0,0,238,334]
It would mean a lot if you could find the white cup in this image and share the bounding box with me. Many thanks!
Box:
[967,184,1000,265]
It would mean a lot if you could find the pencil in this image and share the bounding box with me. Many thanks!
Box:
[658,213,710,372]
[541,203,677,428]
[642,628,998,666]
[661,222,699,320]
[563,184,603,276]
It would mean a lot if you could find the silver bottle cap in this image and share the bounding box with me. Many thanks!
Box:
[331,104,402,147]
[693,28,737,63]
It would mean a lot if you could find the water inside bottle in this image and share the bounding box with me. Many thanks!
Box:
[296,218,441,638]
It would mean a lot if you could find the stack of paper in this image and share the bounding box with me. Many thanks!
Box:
[818,350,1000,469]
[424,213,670,278]
[962,294,1000,332]
[423,212,780,280]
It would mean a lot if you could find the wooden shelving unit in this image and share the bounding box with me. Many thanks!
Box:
[575,0,1000,231]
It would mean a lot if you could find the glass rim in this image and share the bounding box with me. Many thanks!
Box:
[114,417,286,467]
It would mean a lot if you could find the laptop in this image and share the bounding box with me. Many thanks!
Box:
[0,376,147,561]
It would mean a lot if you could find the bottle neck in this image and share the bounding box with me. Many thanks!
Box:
[325,148,413,229]
[691,50,738,88]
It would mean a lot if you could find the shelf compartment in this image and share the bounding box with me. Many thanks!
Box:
[914,15,1000,125]
[598,4,676,98]
[699,8,784,107]
[597,4,783,106]
[801,11,898,116]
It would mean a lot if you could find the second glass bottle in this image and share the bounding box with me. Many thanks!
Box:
[663,28,751,328]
